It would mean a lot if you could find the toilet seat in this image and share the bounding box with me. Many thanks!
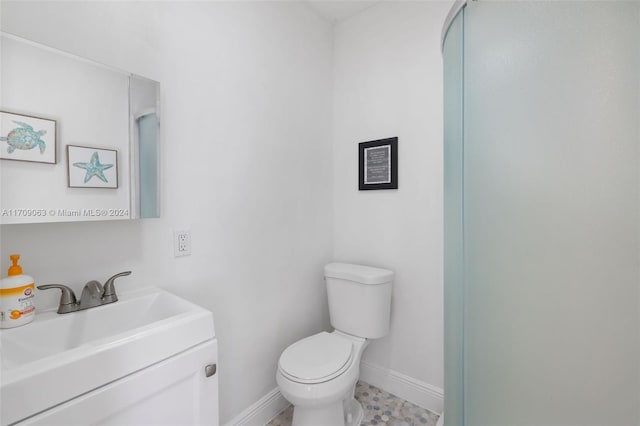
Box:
[279,332,354,384]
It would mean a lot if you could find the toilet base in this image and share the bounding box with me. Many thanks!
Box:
[343,398,363,426]
[290,397,363,426]
[292,400,344,426]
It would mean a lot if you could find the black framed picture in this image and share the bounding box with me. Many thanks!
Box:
[359,137,398,190]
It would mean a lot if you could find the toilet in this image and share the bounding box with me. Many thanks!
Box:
[276,262,394,426]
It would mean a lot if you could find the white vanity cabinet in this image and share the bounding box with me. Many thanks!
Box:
[18,339,218,426]
[1,288,218,426]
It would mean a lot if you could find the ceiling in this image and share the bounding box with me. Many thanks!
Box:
[306,1,381,23]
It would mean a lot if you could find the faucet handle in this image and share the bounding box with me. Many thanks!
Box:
[37,284,78,314]
[102,271,132,303]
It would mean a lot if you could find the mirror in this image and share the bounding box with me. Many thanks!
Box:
[0,33,160,224]
[130,76,160,219]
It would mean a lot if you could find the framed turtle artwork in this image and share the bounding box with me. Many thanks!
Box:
[67,145,118,189]
[0,111,57,164]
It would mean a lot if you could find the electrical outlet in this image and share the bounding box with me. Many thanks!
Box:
[174,229,191,257]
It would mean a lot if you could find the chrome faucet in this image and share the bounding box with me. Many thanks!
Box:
[38,271,132,314]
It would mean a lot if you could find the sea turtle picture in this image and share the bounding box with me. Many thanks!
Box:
[0,121,47,154]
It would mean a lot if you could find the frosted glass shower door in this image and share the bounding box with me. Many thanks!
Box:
[461,2,640,425]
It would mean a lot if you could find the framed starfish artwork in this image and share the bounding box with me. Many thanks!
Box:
[0,111,57,164]
[67,145,118,189]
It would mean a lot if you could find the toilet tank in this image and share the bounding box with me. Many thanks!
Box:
[324,263,393,339]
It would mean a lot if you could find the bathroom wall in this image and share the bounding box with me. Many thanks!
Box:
[332,1,450,409]
[0,1,333,423]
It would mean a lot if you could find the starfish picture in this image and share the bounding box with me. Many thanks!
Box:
[73,151,114,183]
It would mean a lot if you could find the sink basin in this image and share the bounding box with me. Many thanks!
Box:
[0,287,215,425]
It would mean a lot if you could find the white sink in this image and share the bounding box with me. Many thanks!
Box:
[0,287,215,425]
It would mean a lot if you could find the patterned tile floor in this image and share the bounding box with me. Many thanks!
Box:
[267,381,440,426]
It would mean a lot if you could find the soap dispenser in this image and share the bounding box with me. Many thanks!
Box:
[0,254,35,328]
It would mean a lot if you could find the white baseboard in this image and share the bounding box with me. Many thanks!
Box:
[225,387,289,426]
[359,361,444,415]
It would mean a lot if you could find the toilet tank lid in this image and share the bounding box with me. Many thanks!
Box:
[324,263,394,285]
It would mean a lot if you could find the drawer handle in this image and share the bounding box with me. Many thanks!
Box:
[204,364,217,377]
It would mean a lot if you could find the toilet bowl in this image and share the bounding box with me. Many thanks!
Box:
[276,263,394,426]
[277,331,368,426]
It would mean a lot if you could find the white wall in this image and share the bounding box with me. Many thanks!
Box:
[0,1,333,423]
[332,1,450,406]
